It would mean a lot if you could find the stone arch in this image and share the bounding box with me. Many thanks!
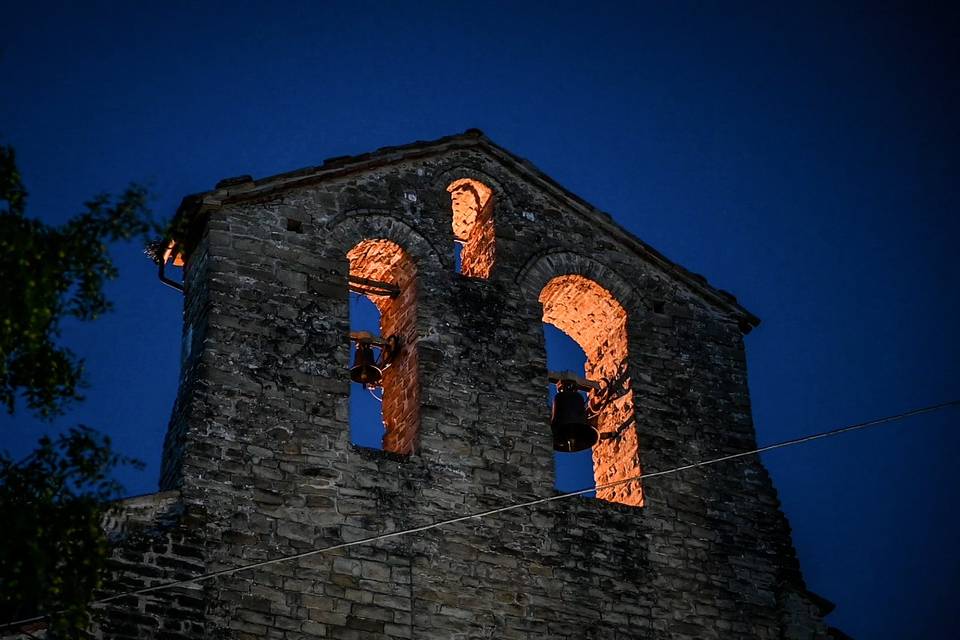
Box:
[327,210,446,271]
[519,251,644,506]
[432,165,516,213]
[515,249,642,313]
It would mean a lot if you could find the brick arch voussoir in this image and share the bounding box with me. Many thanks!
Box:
[515,249,641,315]
[326,210,447,271]
[432,165,516,214]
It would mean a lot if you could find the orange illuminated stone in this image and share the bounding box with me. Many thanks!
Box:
[447,179,495,278]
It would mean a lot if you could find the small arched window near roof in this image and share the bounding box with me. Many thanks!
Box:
[447,178,494,278]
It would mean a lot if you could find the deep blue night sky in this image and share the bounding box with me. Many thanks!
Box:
[2,2,958,637]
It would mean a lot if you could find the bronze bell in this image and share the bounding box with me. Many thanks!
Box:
[551,380,599,452]
[350,341,382,386]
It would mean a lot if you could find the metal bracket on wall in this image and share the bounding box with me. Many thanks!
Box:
[549,369,631,420]
[158,244,185,293]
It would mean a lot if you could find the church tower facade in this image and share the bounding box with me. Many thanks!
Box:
[93,131,837,638]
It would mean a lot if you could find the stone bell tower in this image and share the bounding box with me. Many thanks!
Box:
[84,130,842,638]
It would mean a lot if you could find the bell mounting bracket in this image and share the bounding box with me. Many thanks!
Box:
[547,370,600,391]
[349,276,400,298]
[350,331,401,369]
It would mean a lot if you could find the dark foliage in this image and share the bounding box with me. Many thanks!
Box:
[0,144,155,418]
[0,428,142,637]
[0,144,155,636]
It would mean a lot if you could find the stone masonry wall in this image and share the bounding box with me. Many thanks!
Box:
[69,138,834,639]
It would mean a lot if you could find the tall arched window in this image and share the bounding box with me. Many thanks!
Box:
[540,275,642,506]
[347,239,419,454]
[447,178,494,278]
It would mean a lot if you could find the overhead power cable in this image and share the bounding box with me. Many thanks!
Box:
[3,399,957,632]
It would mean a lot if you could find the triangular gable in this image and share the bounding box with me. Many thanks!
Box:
[170,129,759,331]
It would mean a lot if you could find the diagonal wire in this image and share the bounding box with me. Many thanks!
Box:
[3,399,957,631]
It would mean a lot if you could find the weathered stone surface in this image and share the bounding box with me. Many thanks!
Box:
[11,131,839,639]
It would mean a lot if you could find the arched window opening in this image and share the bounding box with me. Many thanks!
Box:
[447,178,494,278]
[347,239,419,454]
[540,275,642,506]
